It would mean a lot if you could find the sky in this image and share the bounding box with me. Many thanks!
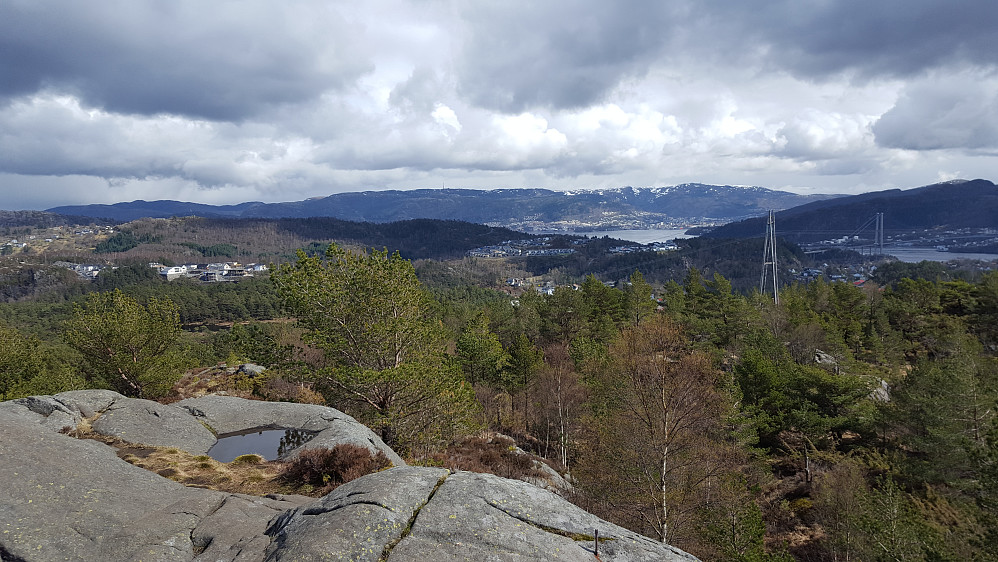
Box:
[1,0,997,211]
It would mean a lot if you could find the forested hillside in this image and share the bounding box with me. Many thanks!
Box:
[0,210,98,228]
[705,178,998,242]
[3,234,998,560]
[98,216,532,263]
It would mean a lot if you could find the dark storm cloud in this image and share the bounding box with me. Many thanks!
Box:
[455,0,998,113]
[736,0,998,78]
[455,1,680,112]
[873,76,998,150]
[0,1,371,121]
[693,0,998,79]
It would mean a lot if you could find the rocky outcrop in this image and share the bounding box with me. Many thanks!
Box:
[0,404,310,561]
[91,397,218,454]
[525,457,574,494]
[267,467,698,561]
[175,394,403,466]
[0,391,699,561]
[0,389,119,432]
[0,389,401,463]
[265,467,448,561]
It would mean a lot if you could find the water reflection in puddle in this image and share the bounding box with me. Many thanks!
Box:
[207,428,315,462]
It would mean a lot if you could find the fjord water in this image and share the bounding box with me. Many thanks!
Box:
[887,248,998,263]
[578,230,998,264]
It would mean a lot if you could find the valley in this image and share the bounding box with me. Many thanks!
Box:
[4,179,998,561]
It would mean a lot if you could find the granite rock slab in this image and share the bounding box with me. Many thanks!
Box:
[1,391,699,561]
[176,394,404,466]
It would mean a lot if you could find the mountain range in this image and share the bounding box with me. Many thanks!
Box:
[35,179,998,237]
[45,184,835,230]
[703,179,998,242]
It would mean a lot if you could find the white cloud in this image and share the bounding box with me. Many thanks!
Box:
[431,104,462,133]
[0,1,995,210]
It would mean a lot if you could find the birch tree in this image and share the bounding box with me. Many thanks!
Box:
[580,314,727,546]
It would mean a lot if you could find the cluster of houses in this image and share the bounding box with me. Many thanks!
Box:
[506,279,570,296]
[0,234,61,251]
[506,277,564,294]
[73,226,116,236]
[1,239,28,253]
[468,238,577,258]
[608,241,679,254]
[789,264,878,287]
[52,260,269,282]
[507,276,623,296]
[469,245,577,258]
[470,236,682,259]
[149,262,268,281]
[2,225,117,255]
[53,262,113,280]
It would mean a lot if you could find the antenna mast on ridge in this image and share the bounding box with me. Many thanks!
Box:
[876,212,885,255]
[761,210,779,304]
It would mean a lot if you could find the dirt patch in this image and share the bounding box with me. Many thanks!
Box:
[116,445,158,459]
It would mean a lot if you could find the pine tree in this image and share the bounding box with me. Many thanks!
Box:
[456,312,509,386]
[63,289,181,398]
[273,244,478,452]
[0,322,45,400]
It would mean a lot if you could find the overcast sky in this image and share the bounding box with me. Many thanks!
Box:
[1,0,996,210]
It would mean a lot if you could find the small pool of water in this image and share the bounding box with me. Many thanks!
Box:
[207,428,315,462]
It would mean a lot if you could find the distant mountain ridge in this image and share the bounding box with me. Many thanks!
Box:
[45,184,835,229]
[703,179,998,241]
[0,210,100,228]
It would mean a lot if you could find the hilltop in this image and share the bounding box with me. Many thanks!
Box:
[703,178,998,242]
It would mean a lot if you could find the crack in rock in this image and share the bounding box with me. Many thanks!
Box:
[65,523,99,543]
[13,396,73,417]
[485,501,611,544]
[378,471,449,562]
[51,397,78,415]
[183,406,207,418]
[301,499,395,517]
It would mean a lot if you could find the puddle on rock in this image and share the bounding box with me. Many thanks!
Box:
[207,428,315,462]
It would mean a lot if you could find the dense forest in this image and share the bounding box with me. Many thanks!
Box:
[3,222,998,560]
[92,216,533,263]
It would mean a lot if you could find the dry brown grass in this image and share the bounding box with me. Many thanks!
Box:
[162,365,324,405]
[162,365,259,403]
[65,427,291,495]
[61,424,375,498]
